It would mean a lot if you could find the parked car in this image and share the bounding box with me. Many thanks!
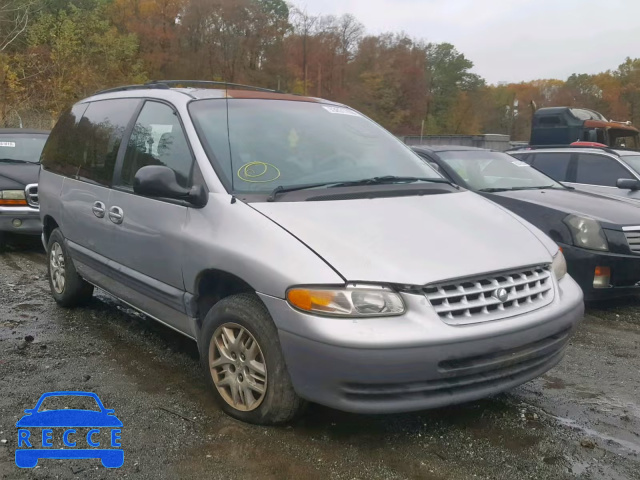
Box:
[0,129,49,250]
[39,81,583,425]
[413,145,640,299]
[508,146,640,204]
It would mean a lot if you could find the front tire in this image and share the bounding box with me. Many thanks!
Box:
[47,228,94,307]
[199,293,305,425]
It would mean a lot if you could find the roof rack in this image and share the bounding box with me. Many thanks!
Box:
[93,83,171,96]
[507,144,622,155]
[93,80,278,97]
[147,80,278,93]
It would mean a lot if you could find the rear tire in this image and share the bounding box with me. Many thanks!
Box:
[199,293,305,425]
[47,228,94,307]
[0,232,6,253]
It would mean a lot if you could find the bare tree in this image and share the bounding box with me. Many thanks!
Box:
[0,0,38,51]
[291,7,317,94]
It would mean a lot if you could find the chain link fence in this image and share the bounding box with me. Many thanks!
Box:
[0,109,55,130]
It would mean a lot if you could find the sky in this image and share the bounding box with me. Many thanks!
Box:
[298,0,640,85]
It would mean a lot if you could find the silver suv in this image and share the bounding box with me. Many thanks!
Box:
[510,146,640,203]
[39,81,584,425]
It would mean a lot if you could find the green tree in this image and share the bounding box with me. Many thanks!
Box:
[423,42,483,133]
[23,3,146,115]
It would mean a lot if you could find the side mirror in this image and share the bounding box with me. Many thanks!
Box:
[616,178,640,191]
[133,165,208,207]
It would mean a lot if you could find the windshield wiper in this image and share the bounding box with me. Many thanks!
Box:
[329,176,459,189]
[0,158,30,164]
[515,185,557,190]
[267,176,460,201]
[479,185,557,193]
[478,187,511,192]
[267,182,340,202]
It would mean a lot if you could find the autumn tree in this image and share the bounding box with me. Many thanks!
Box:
[23,3,145,116]
[109,0,184,79]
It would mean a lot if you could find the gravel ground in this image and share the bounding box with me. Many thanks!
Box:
[0,241,639,479]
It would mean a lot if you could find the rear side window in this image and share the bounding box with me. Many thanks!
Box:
[77,100,140,186]
[531,153,572,181]
[42,99,139,186]
[575,153,633,187]
[41,103,89,176]
[119,101,194,188]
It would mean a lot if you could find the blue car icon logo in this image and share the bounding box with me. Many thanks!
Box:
[15,391,123,468]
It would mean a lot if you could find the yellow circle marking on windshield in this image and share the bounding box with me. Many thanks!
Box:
[237,162,281,183]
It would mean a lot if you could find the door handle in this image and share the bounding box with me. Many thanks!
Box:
[92,201,106,218]
[108,206,124,225]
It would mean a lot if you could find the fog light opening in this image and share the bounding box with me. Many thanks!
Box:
[12,219,22,228]
[593,266,611,289]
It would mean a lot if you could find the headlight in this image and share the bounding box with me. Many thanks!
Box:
[287,286,405,317]
[563,215,608,251]
[0,190,27,206]
[551,250,567,280]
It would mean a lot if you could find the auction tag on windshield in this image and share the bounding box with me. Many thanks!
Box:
[322,106,361,117]
[0,142,16,148]
[512,160,529,167]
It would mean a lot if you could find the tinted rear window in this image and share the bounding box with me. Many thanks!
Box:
[531,152,572,181]
[77,100,140,186]
[42,99,140,186]
[41,104,89,176]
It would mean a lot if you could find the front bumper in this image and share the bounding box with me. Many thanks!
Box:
[0,206,41,236]
[259,275,584,414]
[561,243,640,300]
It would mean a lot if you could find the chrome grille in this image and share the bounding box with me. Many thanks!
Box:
[424,265,554,325]
[25,184,38,208]
[623,227,640,254]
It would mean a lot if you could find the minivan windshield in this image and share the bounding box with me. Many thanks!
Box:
[189,99,440,193]
[438,150,564,192]
[0,133,48,163]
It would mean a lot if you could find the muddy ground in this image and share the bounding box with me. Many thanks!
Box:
[0,241,639,480]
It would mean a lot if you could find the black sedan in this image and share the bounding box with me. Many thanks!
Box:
[413,145,640,300]
[0,129,49,251]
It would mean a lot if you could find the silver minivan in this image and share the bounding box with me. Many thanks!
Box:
[39,82,584,425]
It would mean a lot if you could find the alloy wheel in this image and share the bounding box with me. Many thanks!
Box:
[50,242,66,294]
[209,323,267,411]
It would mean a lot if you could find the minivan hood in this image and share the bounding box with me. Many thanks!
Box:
[490,188,640,227]
[252,191,553,286]
[0,162,39,189]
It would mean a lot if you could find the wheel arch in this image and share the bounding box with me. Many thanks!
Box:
[42,215,60,246]
[193,269,257,330]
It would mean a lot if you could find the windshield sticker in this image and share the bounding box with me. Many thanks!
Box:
[0,142,16,148]
[237,162,281,183]
[511,160,529,167]
[322,106,361,117]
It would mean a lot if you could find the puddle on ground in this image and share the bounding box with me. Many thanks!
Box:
[551,414,640,456]
[542,375,566,389]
